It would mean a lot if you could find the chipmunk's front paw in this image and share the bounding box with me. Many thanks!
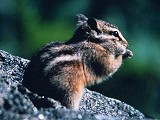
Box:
[123,49,133,59]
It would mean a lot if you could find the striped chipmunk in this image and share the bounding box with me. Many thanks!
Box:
[23,14,133,110]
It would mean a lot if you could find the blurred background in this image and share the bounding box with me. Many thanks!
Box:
[0,0,160,118]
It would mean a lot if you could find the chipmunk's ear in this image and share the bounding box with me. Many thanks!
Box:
[77,14,88,25]
[87,17,101,34]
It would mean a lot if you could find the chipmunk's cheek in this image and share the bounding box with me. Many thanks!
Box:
[115,44,126,56]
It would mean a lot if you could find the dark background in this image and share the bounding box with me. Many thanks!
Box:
[0,0,160,118]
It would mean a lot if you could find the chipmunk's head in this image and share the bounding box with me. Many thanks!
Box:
[75,14,133,59]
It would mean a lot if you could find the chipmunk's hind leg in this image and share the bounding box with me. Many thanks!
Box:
[47,60,85,110]
[62,89,83,110]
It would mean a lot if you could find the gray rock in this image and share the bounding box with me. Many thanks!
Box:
[0,50,153,120]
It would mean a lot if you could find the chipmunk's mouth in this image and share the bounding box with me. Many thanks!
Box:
[122,49,133,59]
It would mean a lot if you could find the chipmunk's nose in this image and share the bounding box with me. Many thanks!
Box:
[118,32,128,47]
[119,36,128,47]
[123,38,128,47]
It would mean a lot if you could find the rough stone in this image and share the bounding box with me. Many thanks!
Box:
[0,50,153,120]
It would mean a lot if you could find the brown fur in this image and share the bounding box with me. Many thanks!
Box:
[22,14,133,110]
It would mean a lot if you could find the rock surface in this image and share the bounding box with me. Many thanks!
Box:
[0,50,152,120]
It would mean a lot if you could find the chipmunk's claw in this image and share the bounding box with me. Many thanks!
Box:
[123,49,133,59]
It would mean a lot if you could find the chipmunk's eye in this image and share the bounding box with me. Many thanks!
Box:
[113,31,119,37]
[109,31,119,37]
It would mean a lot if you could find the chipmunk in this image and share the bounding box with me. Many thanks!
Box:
[22,14,133,110]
